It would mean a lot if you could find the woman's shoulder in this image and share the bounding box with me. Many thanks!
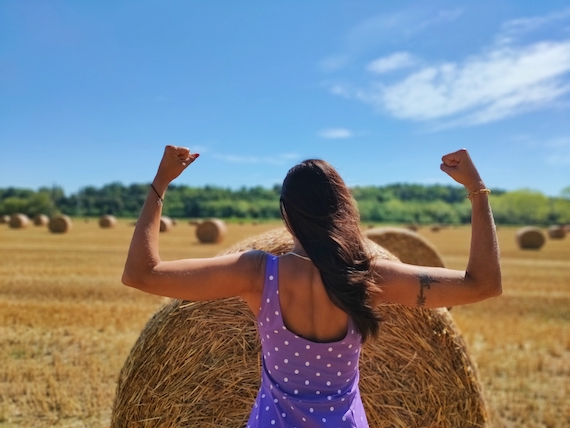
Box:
[210,250,268,278]
[239,250,269,268]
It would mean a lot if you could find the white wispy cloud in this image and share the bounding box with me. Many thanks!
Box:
[331,9,570,128]
[319,8,462,72]
[212,152,298,165]
[369,41,570,124]
[344,8,462,50]
[317,128,353,139]
[496,7,570,45]
[512,135,570,165]
[367,52,417,74]
[187,144,209,154]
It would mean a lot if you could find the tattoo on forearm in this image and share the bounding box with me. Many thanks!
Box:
[416,273,440,307]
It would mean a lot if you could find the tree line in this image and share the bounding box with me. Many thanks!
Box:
[1,183,569,226]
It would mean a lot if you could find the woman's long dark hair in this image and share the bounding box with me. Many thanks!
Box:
[280,159,381,342]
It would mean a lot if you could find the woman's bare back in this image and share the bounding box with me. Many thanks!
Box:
[276,254,349,343]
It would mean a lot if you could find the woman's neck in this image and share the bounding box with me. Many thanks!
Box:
[291,238,308,258]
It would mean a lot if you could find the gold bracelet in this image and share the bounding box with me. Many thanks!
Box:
[150,184,164,206]
[467,188,491,200]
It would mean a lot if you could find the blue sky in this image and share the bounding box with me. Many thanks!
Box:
[1,0,569,196]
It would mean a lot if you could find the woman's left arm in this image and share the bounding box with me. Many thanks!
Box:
[121,146,265,306]
[371,149,502,309]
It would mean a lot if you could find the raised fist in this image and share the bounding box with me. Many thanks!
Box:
[155,145,199,185]
[440,149,485,192]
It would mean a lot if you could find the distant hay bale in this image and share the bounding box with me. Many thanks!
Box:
[33,214,49,226]
[188,219,203,226]
[516,227,545,250]
[112,228,487,428]
[48,215,72,234]
[0,215,9,224]
[160,216,173,232]
[364,227,445,267]
[99,215,117,228]
[9,213,30,229]
[547,225,566,240]
[196,218,227,243]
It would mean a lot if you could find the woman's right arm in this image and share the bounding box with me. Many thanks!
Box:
[372,149,502,309]
[121,145,266,311]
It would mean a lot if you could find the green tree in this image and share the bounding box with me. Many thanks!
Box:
[550,197,570,224]
[490,190,550,225]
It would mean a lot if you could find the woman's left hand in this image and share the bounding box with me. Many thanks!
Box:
[155,145,199,186]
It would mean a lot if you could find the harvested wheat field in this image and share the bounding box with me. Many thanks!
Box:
[0,220,568,427]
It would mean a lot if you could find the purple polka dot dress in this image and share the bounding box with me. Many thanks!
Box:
[246,255,369,428]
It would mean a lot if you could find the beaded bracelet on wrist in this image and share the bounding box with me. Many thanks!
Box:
[467,188,491,200]
[150,184,164,206]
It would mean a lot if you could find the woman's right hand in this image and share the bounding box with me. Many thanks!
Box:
[440,149,485,192]
[154,145,200,187]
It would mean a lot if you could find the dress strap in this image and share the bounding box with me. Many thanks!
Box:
[258,254,278,321]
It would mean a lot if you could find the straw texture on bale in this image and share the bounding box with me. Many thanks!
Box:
[33,214,49,226]
[48,215,72,233]
[547,225,566,239]
[99,214,117,228]
[8,213,30,229]
[364,227,445,267]
[516,226,545,249]
[160,216,173,232]
[0,214,9,224]
[196,218,227,243]
[113,227,487,427]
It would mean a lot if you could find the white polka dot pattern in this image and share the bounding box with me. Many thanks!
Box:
[246,255,369,427]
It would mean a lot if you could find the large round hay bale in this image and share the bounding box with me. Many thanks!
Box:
[112,228,488,427]
[547,225,566,240]
[196,218,227,243]
[48,215,72,233]
[364,227,445,267]
[0,215,9,224]
[33,214,49,226]
[160,216,173,232]
[516,226,545,249]
[8,213,30,229]
[99,215,117,228]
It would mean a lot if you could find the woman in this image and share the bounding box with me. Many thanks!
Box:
[122,146,501,427]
